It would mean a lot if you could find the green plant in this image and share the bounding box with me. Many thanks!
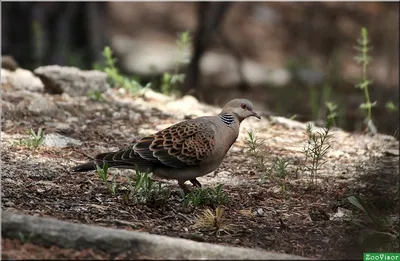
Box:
[181,184,229,208]
[88,90,105,102]
[160,31,192,96]
[96,162,109,182]
[326,101,338,127]
[246,130,269,178]
[18,232,26,244]
[385,101,399,112]
[347,195,397,251]
[125,169,171,205]
[302,123,333,187]
[95,162,117,195]
[95,46,151,95]
[161,72,185,96]
[275,158,290,179]
[354,27,377,133]
[17,128,45,150]
[192,206,231,235]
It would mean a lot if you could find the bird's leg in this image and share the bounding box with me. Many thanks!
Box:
[178,181,191,194]
[189,178,202,188]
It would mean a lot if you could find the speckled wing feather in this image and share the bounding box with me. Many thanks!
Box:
[94,119,216,169]
[132,119,216,168]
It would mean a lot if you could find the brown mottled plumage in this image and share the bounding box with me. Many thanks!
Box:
[71,98,260,192]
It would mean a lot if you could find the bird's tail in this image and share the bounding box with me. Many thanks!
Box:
[71,149,153,172]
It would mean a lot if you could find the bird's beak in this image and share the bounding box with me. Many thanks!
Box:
[251,111,261,119]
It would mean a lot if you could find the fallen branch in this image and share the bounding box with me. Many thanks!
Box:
[2,210,306,260]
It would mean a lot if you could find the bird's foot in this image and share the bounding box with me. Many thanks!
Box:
[178,181,191,195]
[189,178,202,188]
[179,179,202,195]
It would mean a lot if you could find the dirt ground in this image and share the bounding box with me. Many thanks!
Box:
[2,88,399,259]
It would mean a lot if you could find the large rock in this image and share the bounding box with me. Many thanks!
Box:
[2,211,307,260]
[34,65,109,96]
[14,92,66,119]
[1,68,44,92]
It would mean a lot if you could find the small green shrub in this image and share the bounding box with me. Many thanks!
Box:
[246,130,269,179]
[17,128,45,150]
[88,90,105,102]
[181,184,229,208]
[302,123,333,187]
[347,195,397,251]
[94,46,151,95]
[95,162,117,195]
[354,27,377,134]
[160,31,192,96]
[125,169,171,205]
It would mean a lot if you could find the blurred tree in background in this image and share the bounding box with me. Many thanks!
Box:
[2,2,109,69]
[1,2,398,136]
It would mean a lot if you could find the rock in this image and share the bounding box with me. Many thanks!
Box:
[34,65,109,96]
[254,208,265,217]
[1,55,19,71]
[143,89,173,103]
[15,93,66,119]
[42,133,82,148]
[330,207,353,221]
[214,170,231,177]
[1,68,44,92]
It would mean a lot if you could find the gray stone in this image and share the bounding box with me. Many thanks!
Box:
[15,93,66,119]
[42,133,82,148]
[1,68,44,92]
[34,65,109,97]
[2,211,307,260]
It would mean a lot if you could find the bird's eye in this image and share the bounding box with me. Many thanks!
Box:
[240,103,247,110]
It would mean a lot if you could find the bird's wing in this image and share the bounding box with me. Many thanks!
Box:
[100,118,216,169]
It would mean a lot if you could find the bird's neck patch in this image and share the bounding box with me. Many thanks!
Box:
[219,113,236,125]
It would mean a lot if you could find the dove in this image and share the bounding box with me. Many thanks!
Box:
[71,98,260,192]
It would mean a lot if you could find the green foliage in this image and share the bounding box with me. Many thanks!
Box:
[354,27,377,133]
[347,195,397,251]
[348,195,391,231]
[274,158,290,179]
[176,31,192,64]
[96,162,109,182]
[95,162,117,195]
[125,169,171,205]
[326,101,338,127]
[160,31,192,96]
[87,90,105,102]
[17,128,45,150]
[302,124,332,187]
[18,232,27,244]
[161,72,185,96]
[94,46,151,95]
[181,184,229,208]
[385,101,398,112]
[246,130,268,178]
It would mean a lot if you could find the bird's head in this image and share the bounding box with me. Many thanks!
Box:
[221,98,260,122]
